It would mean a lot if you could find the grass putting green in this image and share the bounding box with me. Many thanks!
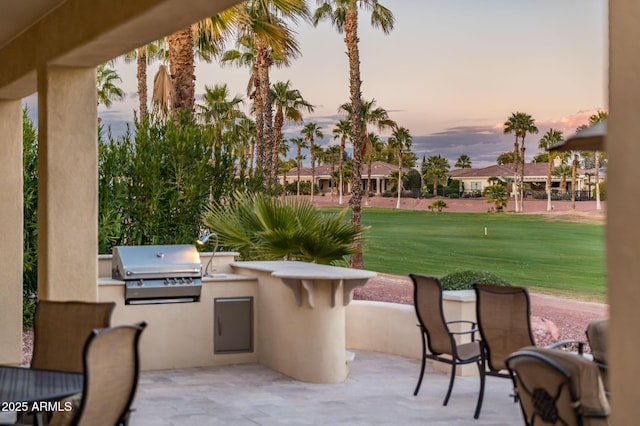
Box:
[356,209,605,301]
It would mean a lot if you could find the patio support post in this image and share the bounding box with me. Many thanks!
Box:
[0,100,24,364]
[609,2,640,424]
[37,66,98,301]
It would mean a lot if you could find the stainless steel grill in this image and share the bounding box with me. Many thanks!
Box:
[112,244,202,305]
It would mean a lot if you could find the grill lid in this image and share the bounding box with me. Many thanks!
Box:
[112,244,202,280]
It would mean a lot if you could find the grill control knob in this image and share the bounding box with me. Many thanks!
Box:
[137,280,144,287]
[164,279,169,286]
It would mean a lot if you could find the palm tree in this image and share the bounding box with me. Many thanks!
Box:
[589,110,607,210]
[235,117,257,178]
[538,129,564,211]
[123,42,162,121]
[290,137,308,197]
[301,122,324,202]
[552,164,572,196]
[271,81,314,185]
[332,119,351,205]
[422,155,450,196]
[96,64,125,108]
[570,151,580,209]
[504,112,538,212]
[202,192,362,264]
[196,84,245,149]
[166,13,236,116]
[485,177,508,212]
[455,155,472,169]
[168,28,196,113]
[278,138,292,196]
[323,145,341,199]
[339,98,396,204]
[387,127,412,209]
[364,132,383,205]
[314,0,394,269]
[239,1,309,187]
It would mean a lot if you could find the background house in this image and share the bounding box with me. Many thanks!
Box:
[449,162,598,198]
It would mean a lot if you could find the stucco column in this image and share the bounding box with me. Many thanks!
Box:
[37,66,98,301]
[0,100,24,364]
[609,2,639,423]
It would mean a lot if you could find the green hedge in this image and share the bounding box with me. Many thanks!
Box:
[440,270,510,291]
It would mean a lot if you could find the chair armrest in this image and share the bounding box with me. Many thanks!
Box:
[547,339,587,355]
[446,320,477,327]
[450,328,478,336]
[446,320,478,340]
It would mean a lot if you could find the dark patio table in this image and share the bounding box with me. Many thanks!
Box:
[0,365,83,425]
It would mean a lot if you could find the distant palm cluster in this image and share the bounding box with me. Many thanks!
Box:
[94,1,608,268]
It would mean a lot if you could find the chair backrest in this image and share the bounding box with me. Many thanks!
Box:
[31,300,116,373]
[474,284,535,372]
[586,319,608,366]
[410,274,452,355]
[75,322,147,426]
[506,347,610,426]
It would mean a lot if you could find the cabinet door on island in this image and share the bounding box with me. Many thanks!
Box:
[214,297,253,353]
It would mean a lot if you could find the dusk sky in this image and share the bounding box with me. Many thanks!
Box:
[46,0,607,168]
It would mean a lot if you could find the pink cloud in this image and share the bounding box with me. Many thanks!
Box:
[538,109,607,136]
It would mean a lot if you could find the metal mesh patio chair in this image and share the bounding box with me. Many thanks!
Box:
[506,346,610,426]
[410,274,484,419]
[472,283,537,418]
[49,322,147,426]
[586,319,608,396]
[31,300,116,373]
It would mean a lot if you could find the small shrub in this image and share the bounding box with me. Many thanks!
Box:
[428,200,448,212]
[440,270,510,291]
[23,293,37,330]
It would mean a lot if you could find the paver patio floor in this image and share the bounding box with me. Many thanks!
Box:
[129,351,522,425]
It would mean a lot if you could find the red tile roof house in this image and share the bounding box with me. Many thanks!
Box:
[448,162,603,199]
[281,161,401,196]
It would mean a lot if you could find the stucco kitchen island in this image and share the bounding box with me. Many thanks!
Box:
[231,261,376,384]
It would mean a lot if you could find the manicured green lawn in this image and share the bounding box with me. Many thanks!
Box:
[356,209,606,301]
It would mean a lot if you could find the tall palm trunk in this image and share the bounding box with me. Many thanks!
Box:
[520,139,526,212]
[256,39,274,188]
[345,5,364,269]
[595,151,601,209]
[168,27,195,115]
[546,155,553,211]
[310,139,316,202]
[272,108,285,186]
[253,74,265,178]
[296,147,302,197]
[571,154,578,209]
[249,139,256,177]
[396,153,403,209]
[330,159,336,201]
[366,156,373,206]
[137,48,148,120]
[513,139,520,213]
[339,137,345,205]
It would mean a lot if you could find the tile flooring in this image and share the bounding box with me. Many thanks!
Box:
[129,351,522,425]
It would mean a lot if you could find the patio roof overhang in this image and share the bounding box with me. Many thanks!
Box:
[549,121,606,152]
[0,0,240,99]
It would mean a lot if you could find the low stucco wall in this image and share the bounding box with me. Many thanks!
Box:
[346,301,422,360]
[346,292,479,376]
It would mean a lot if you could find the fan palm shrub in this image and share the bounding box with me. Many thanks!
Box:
[202,192,364,264]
